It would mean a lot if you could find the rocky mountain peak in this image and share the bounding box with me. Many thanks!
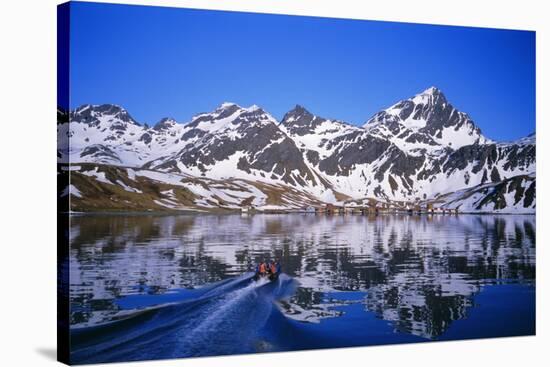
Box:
[210,102,272,122]
[241,104,269,117]
[421,86,443,97]
[189,103,241,125]
[290,104,309,114]
[185,102,276,133]
[71,103,140,126]
[216,102,241,111]
[153,117,178,131]
[282,104,314,125]
[411,86,447,106]
[363,86,487,149]
[212,102,242,119]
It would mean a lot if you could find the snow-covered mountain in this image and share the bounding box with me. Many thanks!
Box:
[277,87,534,204]
[57,104,188,165]
[143,102,325,192]
[363,87,489,150]
[57,87,536,213]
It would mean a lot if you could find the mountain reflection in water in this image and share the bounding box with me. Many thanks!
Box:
[68,214,535,343]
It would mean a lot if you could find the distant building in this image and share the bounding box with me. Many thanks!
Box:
[323,203,345,215]
[426,203,434,214]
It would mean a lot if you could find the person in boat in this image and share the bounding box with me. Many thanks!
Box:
[254,260,267,280]
[268,260,281,281]
[268,261,277,280]
[254,259,281,281]
[269,261,276,274]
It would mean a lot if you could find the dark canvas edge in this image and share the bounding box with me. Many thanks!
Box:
[57,1,71,365]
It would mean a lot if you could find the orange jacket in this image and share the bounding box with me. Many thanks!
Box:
[259,263,266,273]
[270,263,277,273]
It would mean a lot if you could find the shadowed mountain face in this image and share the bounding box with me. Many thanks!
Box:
[363,87,485,147]
[144,103,321,188]
[57,87,536,212]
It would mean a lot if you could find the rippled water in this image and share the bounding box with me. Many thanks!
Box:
[67,213,535,362]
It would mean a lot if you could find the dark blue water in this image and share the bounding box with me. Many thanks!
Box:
[68,214,535,364]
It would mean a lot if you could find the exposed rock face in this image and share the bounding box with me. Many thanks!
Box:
[153,117,178,131]
[143,103,322,189]
[57,87,536,212]
[438,174,535,213]
[79,144,122,164]
[363,87,486,148]
[281,104,349,136]
[71,104,140,127]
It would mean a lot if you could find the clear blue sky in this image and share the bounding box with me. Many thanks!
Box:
[68,1,535,141]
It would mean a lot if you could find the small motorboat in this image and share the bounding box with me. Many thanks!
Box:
[253,271,279,282]
[253,261,281,282]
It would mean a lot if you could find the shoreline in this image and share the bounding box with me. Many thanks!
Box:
[59,210,536,217]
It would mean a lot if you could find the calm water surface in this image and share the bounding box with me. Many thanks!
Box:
[68,214,535,363]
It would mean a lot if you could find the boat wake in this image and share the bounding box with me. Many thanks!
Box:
[70,273,297,364]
